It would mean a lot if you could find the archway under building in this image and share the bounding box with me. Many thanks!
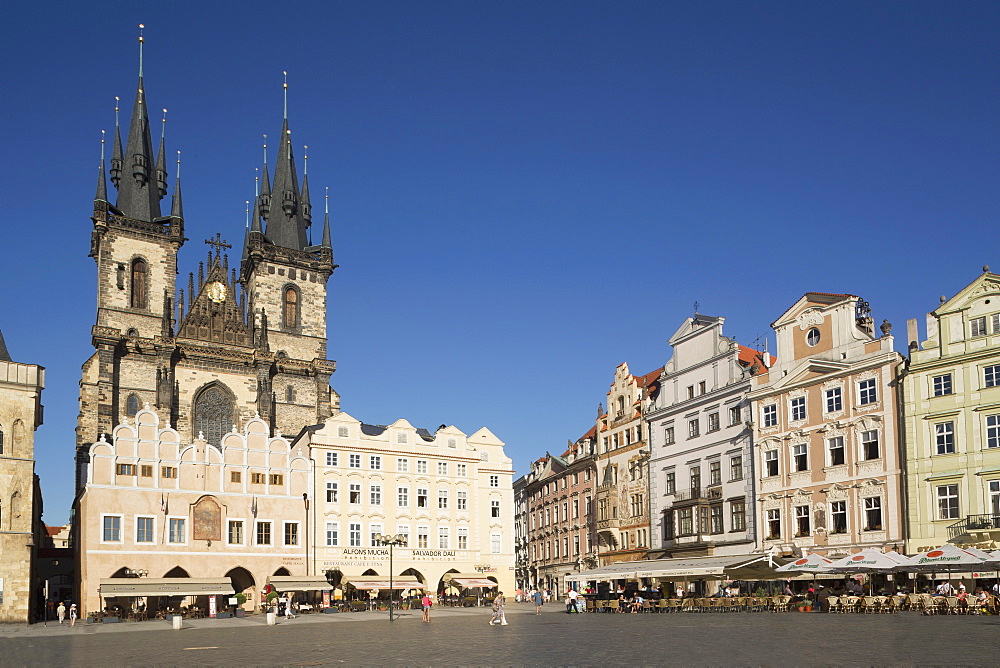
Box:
[273,567,290,576]
[226,567,256,613]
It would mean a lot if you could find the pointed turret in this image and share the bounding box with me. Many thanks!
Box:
[154,109,168,200]
[301,147,312,229]
[110,98,123,188]
[115,31,162,222]
[320,187,332,249]
[264,117,307,249]
[0,330,11,362]
[95,131,108,203]
[170,151,184,221]
[259,136,271,222]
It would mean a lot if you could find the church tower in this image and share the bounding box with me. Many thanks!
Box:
[77,35,337,489]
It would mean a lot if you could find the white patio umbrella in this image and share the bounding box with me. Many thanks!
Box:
[826,549,908,595]
[774,554,835,574]
[902,544,987,589]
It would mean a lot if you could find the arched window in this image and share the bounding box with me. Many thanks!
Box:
[283,286,299,329]
[285,386,295,403]
[194,384,234,447]
[126,394,141,416]
[130,258,148,309]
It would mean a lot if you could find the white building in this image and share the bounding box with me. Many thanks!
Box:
[303,412,515,596]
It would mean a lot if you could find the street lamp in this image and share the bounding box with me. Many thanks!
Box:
[372,533,406,622]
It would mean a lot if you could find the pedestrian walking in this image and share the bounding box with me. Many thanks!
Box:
[532,588,544,615]
[69,603,78,627]
[489,591,508,625]
[421,593,433,622]
[57,602,66,624]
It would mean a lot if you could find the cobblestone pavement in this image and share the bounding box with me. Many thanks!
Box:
[2,604,998,667]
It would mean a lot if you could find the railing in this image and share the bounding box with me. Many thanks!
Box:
[671,486,723,503]
[948,513,1000,539]
[596,518,620,531]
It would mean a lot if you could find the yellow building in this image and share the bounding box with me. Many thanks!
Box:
[747,293,904,557]
[900,268,1000,551]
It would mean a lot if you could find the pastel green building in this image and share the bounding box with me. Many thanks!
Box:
[900,268,1000,552]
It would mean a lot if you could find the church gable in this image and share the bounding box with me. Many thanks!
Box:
[176,251,252,348]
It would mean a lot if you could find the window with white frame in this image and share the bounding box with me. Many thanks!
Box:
[437,489,448,509]
[830,500,847,533]
[326,481,338,502]
[370,484,382,505]
[228,519,244,545]
[337,426,349,438]
[398,486,409,507]
[935,422,956,455]
[325,521,339,546]
[437,462,448,475]
[825,387,843,413]
[369,523,383,546]
[457,490,468,510]
[863,497,882,531]
[491,533,501,554]
[688,418,700,438]
[417,526,429,549]
[936,484,960,519]
[664,425,675,444]
[491,499,501,518]
[861,430,880,460]
[417,460,428,474]
[255,520,270,545]
[490,474,499,487]
[729,405,742,426]
[397,457,409,472]
[169,518,186,543]
[664,471,676,494]
[349,454,361,468]
[370,455,382,470]
[349,522,361,547]
[325,451,338,467]
[790,397,806,421]
[457,463,467,477]
[284,522,299,546]
[987,414,1000,449]
[417,488,428,507]
[990,481,1000,515]
[730,455,743,481]
[932,374,953,397]
[858,378,878,405]
[794,505,810,536]
[971,316,987,338]
[457,526,468,549]
[828,436,845,466]
[763,404,778,427]
[793,444,808,472]
[396,525,409,546]
[764,450,778,477]
[993,314,1000,334]
[730,500,746,531]
[349,483,361,504]
[438,526,449,549]
[985,365,1000,389]
[708,413,720,432]
[709,460,721,485]
[136,516,154,543]
[766,509,781,539]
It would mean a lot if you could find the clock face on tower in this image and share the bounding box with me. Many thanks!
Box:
[206,281,227,303]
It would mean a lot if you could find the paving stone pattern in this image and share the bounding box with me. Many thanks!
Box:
[1,604,997,666]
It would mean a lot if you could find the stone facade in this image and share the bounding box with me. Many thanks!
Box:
[747,293,904,557]
[0,354,45,622]
[594,363,659,565]
[900,270,1000,551]
[646,315,762,559]
[304,413,516,595]
[524,435,597,594]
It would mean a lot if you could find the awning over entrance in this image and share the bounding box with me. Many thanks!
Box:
[267,575,333,592]
[344,576,424,590]
[447,578,497,588]
[564,563,641,583]
[566,554,787,583]
[99,578,235,597]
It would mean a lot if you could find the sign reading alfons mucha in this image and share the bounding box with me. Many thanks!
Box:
[320,547,464,571]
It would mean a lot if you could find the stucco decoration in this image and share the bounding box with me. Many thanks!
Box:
[796,309,825,330]
[971,280,1000,297]
[827,485,849,500]
[192,495,222,541]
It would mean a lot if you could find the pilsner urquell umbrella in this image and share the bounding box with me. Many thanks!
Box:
[901,544,987,586]
[774,553,835,574]
[826,549,909,595]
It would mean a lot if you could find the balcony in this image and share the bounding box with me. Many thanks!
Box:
[596,517,620,531]
[948,513,1000,540]
[670,486,723,506]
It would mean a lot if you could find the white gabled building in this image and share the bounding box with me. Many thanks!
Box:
[303,412,515,596]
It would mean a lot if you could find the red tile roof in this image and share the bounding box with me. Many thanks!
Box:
[737,345,774,373]
[45,525,64,537]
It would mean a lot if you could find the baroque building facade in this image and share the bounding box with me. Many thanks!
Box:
[523,433,597,594]
[746,293,904,557]
[0,333,46,622]
[900,268,1000,551]
[594,363,659,565]
[645,315,764,559]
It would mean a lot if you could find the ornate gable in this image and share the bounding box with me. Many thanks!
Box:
[177,256,252,347]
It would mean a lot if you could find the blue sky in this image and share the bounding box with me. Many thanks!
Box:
[3,1,998,525]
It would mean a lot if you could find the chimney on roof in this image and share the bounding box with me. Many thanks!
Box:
[907,318,920,352]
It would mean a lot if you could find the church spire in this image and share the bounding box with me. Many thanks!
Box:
[95,130,108,203]
[170,151,183,220]
[320,186,331,249]
[262,72,308,250]
[115,24,161,222]
[154,108,169,200]
[301,145,313,232]
[110,97,123,188]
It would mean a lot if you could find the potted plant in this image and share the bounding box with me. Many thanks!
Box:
[234,593,247,617]
[798,599,813,612]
